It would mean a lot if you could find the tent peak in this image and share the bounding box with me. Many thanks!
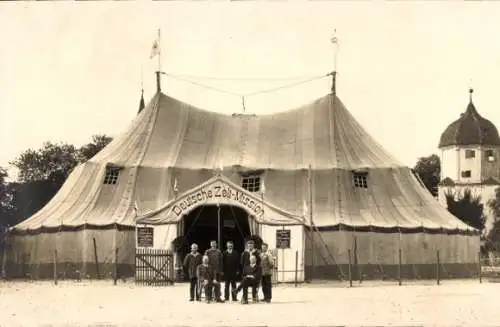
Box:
[137,88,145,114]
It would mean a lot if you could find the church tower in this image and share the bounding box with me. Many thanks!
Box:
[438,88,500,232]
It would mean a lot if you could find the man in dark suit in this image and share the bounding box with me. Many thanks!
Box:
[222,241,240,301]
[241,239,261,267]
[233,255,262,304]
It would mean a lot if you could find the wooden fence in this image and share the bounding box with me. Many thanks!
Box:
[135,248,175,286]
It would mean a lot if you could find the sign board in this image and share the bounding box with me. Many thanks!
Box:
[137,227,154,248]
[276,229,291,249]
[170,181,265,219]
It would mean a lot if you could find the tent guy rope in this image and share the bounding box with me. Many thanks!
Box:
[162,72,331,99]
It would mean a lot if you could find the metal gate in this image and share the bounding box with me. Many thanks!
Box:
[135,248,175,286]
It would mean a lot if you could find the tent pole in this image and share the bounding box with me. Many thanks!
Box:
[217,203,221,248]
[308,165,314,279]
[93,238,100,279]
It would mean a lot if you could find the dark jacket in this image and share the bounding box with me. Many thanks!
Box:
[196,263,216,281]
[205,248,223,273]
[222,249,240,277]
[183,252,202,279]
[241,249,261,267]
[242,263,262,281]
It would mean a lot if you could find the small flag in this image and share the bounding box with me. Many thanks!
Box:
[331,29,338,44]
[150,39,160,59]
[134,201,139,213]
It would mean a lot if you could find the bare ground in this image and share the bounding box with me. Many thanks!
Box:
[0,279,498,326]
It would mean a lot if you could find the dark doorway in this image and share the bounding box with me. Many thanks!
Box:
[178,205,252,262]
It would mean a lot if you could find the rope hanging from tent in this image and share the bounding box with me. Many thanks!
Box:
[331,92,347,281]
[162,72,330,99]
[228,205,247,241]
[174,205,206,252]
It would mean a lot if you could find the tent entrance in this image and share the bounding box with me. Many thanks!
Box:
[179,205,252,259]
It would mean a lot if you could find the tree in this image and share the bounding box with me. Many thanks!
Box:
[0,167,14,227]
[6,134,113,226]
[78,134,113,163]
[444,188,486,232]
[413,154,440,197]
[10,142,78,183]
[486,187,500,251]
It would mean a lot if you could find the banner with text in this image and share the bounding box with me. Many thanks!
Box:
[169,181,264,219]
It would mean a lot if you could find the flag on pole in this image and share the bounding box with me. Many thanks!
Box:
[150,38,160,59]
[330,29,338,44]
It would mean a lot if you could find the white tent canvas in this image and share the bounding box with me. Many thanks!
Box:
[7,78,479,280]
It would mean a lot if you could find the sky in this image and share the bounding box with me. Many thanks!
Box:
[2,2,500,180]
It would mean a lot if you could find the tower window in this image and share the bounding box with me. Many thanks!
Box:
[103,167,120,185]
[353,172,368,188]
[465,150,475,159]
[485,149,496,162]
[461,170,471,178]
[241,175,261,192]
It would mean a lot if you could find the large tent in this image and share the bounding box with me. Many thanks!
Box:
[6,73,479,280]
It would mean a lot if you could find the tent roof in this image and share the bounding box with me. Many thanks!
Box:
[12,90,477,234]
[88,92,404,170]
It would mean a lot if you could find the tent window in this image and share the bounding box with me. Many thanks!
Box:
[461,170,471,178]
[465,149,475,159]
[103,167,120,185]
[353,172,368,188]
[241,175,261,192]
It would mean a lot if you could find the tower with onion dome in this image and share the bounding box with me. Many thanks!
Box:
[438,88,500,233]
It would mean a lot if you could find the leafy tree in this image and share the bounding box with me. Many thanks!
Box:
[0,167,14,227]
[0,167,8,207]
[10,142,78,183]
[444,188,486,232]
[486,187,500,251]
[413,154,440,197]
[5,135,113,226]
[78,134,113,163]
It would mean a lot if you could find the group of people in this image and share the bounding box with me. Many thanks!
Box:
[183,239,274,304]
